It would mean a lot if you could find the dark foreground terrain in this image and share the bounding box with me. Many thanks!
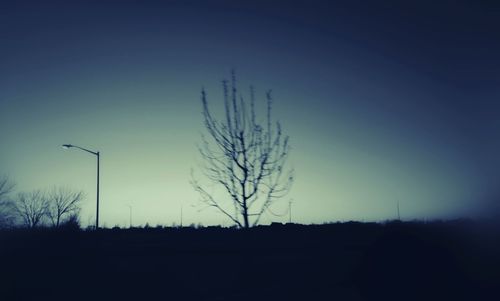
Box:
[1,221,499,301]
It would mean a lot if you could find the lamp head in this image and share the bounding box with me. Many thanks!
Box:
[62,144,73,149]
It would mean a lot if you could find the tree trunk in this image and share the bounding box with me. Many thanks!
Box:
[243,205,250,228]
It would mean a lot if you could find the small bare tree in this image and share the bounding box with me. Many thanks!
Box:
[14,190,49,228]
[0,176,16,227]
[192,73,293,228]
[47,187,83,227]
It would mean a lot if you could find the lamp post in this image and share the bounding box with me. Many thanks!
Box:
[62,144,100,229]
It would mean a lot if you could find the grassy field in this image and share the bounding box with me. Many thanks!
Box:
[1,221,499,300]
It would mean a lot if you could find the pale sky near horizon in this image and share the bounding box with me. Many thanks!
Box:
[1,0,499,227]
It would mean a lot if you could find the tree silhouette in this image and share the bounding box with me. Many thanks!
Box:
[0,176,16,228]
[46,187,83,227]
[192,72,293,228]
[14,190,49,228]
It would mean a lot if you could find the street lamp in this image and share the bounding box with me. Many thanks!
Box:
[62,144,100,229]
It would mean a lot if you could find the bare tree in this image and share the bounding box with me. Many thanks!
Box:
[0,176,16,227]
[46,187,83,227]
[192,73,293,228]
[14,190,49,228]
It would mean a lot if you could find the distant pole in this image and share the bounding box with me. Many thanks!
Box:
[397,200,401,221]
[288,200,292,223]
[128,205,132,228]
[180,205,183,227]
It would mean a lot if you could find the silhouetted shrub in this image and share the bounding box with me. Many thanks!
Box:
[59,213,80,231]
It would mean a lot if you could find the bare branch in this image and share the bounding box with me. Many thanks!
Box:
[0,176,15,200]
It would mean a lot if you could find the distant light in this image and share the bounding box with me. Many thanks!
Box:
[62,144,73,149]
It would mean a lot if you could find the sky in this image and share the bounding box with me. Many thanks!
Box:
[1,0,499,227]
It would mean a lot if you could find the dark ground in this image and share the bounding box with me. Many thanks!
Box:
[1,221,499,301]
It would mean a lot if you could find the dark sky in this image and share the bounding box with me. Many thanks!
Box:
[1,0,499,226]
